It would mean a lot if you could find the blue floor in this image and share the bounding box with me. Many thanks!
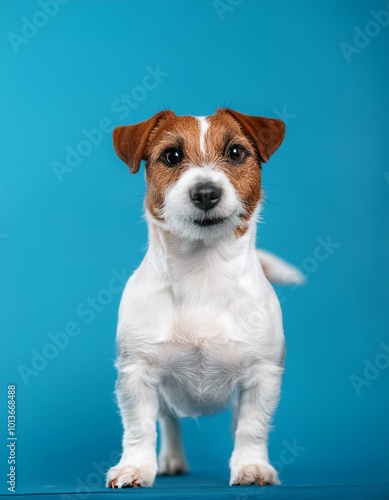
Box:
[2,472,388,500]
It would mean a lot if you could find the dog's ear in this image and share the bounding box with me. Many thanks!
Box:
[221,108,285,163]
[113,110,175,173]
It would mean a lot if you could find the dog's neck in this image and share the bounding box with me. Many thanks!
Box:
[145,210,267,300]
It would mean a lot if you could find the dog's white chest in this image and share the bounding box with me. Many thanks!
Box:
[157,335,245,417]
[117,233,283,418]
[154,291,272,417]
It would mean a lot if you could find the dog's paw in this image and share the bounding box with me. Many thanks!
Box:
[106,463,157,488]
[158,453,188,475]
[230,462,280,486]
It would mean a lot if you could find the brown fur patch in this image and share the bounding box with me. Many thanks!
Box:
[144,115,201,219]
[208,110,262,236]
[113,111,175,173]
[223,108,285,163]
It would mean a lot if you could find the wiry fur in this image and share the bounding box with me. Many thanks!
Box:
[106,109,299,489]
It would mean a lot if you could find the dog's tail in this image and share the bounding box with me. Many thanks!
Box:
[257,249,305,285]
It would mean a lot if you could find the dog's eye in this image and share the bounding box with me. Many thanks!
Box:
[227,145,247,164]
[161,148,183,166]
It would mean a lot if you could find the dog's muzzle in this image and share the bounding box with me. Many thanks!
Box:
[190,182,221,211]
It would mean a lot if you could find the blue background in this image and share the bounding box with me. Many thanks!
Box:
[1,0,388,495]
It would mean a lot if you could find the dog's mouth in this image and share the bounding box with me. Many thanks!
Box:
[193,217,227,227]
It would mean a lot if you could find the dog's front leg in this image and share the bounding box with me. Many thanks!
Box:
[230,363,283,486]
[106,366,159,488]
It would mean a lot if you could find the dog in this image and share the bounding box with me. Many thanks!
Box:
[106,109,303,488]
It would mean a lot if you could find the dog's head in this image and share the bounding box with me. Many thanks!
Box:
[113,109,285,240]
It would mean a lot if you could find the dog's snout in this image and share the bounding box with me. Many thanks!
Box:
[190,183,222,211]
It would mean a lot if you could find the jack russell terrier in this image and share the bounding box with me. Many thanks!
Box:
[106,109,303,489]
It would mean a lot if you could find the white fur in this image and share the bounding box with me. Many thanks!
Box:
[196,116,209,156]
[107,122,292,489]
[256,249,305,285]
[161,165,243,243]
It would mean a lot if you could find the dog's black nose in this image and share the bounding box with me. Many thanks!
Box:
[190,183,222,211]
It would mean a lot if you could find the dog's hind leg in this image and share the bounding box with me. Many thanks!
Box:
[157,397,188,476]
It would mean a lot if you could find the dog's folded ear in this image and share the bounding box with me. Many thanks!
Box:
[221,109,285,163]
[113,110,175,173]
